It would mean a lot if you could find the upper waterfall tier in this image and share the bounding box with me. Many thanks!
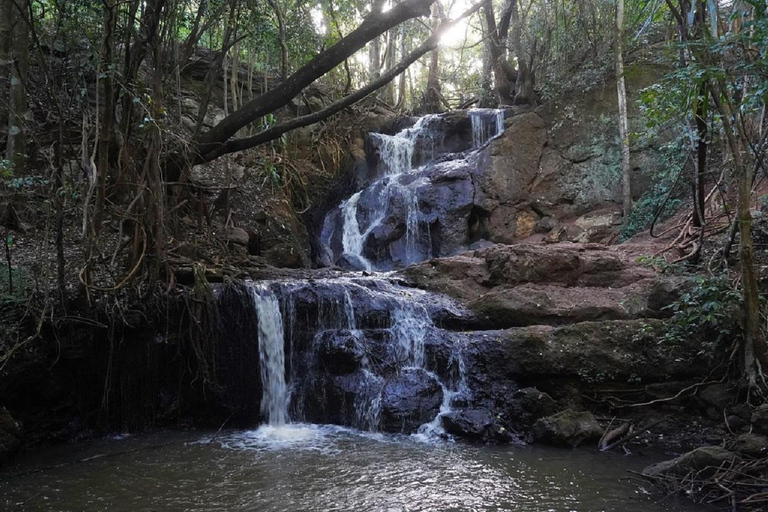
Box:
[319,108,507,271]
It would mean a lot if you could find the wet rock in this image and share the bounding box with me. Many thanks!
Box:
[441,409,514,442]
[303,372,371,426]
[643,446,739,478]
[729,433,768,457]
[0,406,22,460]
[317,331,364,375]
[380,368,443,433]
[532,409,603,447]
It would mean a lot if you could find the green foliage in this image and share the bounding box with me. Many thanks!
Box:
[619,139,686,241]
[0,159,14,180]
[635,255,682,274]
[661,276,742,358]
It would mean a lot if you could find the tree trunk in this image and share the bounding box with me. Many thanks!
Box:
[93,0,117,237]
[0,0,12,147]
[484,0,514,103]
[479,14,495,107]
[424,4,441,112]
[382,29,398,105]
[711,82,767,386]
[693,83,708,227]
[267,0,288,81]
[396,24,407,109]
[615,0,631,216]
[5,0,29,169]
[509,0,533,105]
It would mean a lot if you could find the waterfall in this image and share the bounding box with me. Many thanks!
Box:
[326,109,507,270]
[373,133,415,177]
[390,304,430,368]
[238,276,468,438]
[340,191,374,271]
[470,108,506,148]
[340,117,441,270]
[249,284,289,426]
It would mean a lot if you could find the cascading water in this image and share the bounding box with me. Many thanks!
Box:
[249,284,289,426]
[470,108,505,148]
[324,108,506,270]
[339,117,441,269]
[241,277,468,439]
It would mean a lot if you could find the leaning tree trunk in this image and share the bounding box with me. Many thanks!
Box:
[615,0,631,216]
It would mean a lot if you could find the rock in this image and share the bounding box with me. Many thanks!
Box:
[751,404,768,434]
[534,217,557,234]
[643,446,739,478]
[441,409,514,442]
[262,242,306,269]
[317,331,364,375]
[380,368,444,434]
[568,210,622,243]
[224,227,250,246]
[403,243,689,329]
[729,433,768,457]
[0,407,22,461]
[532,409,603,447]
[544,226,567,243]
[510,387,558,427]
[725,415,747,430]
[698,383,732,410]
[463,319,707,385]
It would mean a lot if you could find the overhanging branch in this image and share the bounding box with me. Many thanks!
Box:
[198,0,487,162]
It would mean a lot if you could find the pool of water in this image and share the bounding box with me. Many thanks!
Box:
[0,425,702,512]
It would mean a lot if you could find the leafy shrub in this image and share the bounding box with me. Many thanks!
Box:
[661,276,742,360]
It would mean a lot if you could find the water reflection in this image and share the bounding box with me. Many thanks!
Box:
[1,427,701,512]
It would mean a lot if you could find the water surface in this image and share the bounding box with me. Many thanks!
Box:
[1,425,700,512]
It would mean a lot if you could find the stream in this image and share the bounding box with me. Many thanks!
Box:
[1,426,703,512]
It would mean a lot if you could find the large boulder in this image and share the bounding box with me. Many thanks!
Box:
[380,368,444,433]
[532,409,603,447]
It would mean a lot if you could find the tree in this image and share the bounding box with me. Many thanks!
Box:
[165,0,438,176]
[5,0,29,169]
[615,0,631,217]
